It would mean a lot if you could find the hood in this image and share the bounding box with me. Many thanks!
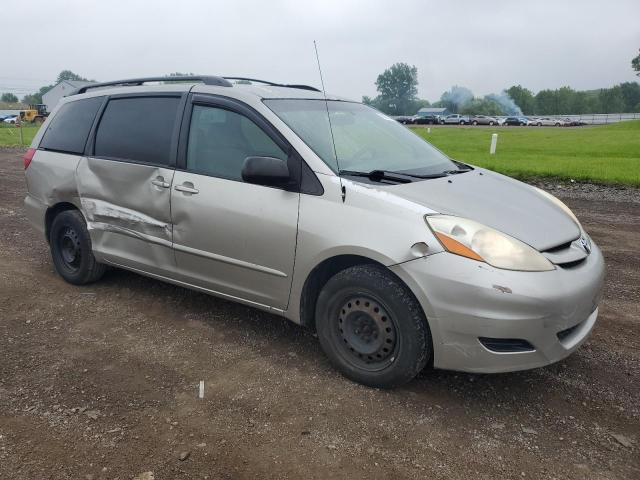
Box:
[388,169,580,251]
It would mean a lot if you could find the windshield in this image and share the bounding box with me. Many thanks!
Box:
[264,99,456,176]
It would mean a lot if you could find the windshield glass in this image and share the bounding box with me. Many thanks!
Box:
[264,99,456,176]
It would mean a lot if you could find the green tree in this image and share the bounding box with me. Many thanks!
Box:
[1,93,18,103]
[619,82,640,112]
[458,98,504,116]
[374,63,419,115]
[599,86,625,113]
[534,89,556,114]
[632,49,640,76]
[506,85,535,115]
[56,70,89,83]
[569,91,590,114]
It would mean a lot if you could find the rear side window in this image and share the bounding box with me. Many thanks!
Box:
[40,97,103,154]
[94,96,180,165]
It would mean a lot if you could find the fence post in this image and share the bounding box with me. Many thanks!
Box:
[490,133,498,154]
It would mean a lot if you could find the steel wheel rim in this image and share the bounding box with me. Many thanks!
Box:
[59,226,82,270]
[332,295,398,372]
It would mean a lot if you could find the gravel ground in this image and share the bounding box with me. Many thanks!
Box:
[0,149,638,479]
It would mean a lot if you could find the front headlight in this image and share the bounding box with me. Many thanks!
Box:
[425,215,554,272]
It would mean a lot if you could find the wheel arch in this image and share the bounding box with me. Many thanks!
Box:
[297,254,429,334]
[45,202,81,243]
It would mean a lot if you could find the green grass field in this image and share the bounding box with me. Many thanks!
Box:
[413,120,640,186]
[0,124,39,147]
[1,120,639,187]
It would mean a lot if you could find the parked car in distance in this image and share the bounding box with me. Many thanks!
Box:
[440,114,470,125]
[532,117,565,127]
[563,118,588,127]
[394,115,415,125]
[414,114,440,125]
[24,75,605,388]
[3,115,17,124]
[470,115,498,126]
[502,116,529,126]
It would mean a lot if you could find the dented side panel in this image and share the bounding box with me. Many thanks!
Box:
[24,150,82,237]
[76,157,176,274]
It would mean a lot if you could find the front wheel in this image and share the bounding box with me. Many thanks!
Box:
[50,209,106,285]
[315,265,432,388]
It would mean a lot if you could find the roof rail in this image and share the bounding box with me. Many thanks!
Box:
[72,75,233,95]
[224,77,320,92]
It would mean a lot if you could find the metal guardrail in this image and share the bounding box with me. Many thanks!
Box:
[551,113,640,124]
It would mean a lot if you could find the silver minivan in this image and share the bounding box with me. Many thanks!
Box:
[23,76,605,387]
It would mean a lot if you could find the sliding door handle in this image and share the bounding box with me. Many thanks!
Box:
[151,177,170,188]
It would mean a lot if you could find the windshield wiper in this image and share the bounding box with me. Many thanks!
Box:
[339,169,414,183]
[443,168,472,175]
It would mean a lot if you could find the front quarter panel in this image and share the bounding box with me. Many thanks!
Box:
[286,174,443,323]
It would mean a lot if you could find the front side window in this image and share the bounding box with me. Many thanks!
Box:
[94,96,180,165]
[186,105,287,181]
[264,99,455,175]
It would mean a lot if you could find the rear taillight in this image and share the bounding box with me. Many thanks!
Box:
[23,148,36,170]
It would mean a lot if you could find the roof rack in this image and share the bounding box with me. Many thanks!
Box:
[224,77,320,92]
[72,75,233,95]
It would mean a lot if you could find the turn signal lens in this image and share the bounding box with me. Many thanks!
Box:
[434,232,484,262]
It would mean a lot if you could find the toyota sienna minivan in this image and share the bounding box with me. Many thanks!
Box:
[23,75,605,387]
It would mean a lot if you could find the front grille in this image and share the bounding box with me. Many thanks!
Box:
[479,337,535,353]
[541,236,588,267]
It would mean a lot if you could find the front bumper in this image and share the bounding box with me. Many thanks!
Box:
[390,242,605,373]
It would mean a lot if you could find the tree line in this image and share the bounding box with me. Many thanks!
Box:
[364,56,640,116]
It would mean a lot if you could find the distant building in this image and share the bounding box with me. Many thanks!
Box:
[42,80,94,112]
[417,107,449,117]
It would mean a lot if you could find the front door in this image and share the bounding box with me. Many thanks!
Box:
[77,94,183,275]
[171,98,300,310]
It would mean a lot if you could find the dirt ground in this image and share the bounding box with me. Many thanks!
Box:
[0,149,638,480]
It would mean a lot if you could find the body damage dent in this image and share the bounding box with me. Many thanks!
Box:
[81,198,171,237]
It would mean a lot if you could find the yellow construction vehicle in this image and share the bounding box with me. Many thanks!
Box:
[19,104,49,124]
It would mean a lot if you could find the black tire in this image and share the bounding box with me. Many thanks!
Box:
[489,121,494,126]
[50,209,106,285]
[315,264,432,388]
[472,121,478,126]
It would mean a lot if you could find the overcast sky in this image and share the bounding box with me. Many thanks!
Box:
[2,0,639,101]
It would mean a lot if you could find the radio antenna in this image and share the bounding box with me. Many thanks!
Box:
[313,40,345,201]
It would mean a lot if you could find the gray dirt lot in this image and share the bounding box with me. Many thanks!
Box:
[0,149,638,479]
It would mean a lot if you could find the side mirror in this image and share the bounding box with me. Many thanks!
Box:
[241,156,291,188]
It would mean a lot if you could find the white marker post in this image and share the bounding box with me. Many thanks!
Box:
[490,133,498,154]
[427,127,431,134]
[198,380,204,399]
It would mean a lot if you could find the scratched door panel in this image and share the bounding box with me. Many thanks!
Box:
[77,157,176,275]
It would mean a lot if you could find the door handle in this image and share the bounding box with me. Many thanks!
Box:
[174,183,199,194]
[151,176,170,188]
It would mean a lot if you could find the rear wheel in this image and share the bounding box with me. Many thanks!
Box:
[472,121,478,126]
[489,121,494,126]
[50,210,106,285]
[315,264,431,388]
